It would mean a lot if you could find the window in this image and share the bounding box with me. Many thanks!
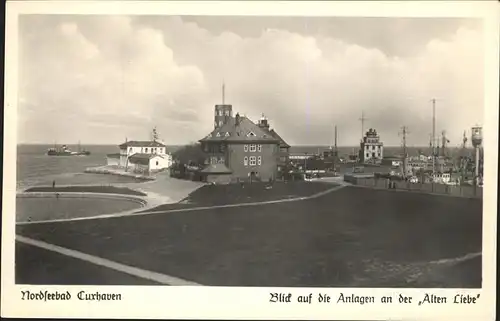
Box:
[244,145,248,152]
[218,121,223,127]
[129,148,132,153]
[258,144,262,152]
[250,144,257,152]
[225,110,230,116]
[220,144,225,152]
[145,148,149,153]
[244,156,248,166]
[211,157,217,164]
[249,156,257,166]
[258,156,262,165]
[156,161,159,166]
[218,157,225,164]
[218,110,223,116]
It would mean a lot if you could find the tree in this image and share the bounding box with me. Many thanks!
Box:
[172,143,207,166]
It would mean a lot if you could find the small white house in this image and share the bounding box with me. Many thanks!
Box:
[107,139,173,171]
[128,153,172,174]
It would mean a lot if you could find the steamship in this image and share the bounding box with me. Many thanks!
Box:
[47,142,91,156]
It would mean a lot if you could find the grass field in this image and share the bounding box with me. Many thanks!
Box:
[141,181,335,212]
[16,185,482,287]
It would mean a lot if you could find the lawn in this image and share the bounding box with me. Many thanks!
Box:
[24,185,147,196]
[140,180,335,212]
[16,186,482,287]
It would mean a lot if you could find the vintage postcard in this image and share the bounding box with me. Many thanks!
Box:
[2,1,499,320]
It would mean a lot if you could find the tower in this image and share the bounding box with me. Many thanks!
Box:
[214,81,233,129]
[471,126,483,185]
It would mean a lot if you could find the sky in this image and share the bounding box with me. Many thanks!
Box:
[18,15,484,146]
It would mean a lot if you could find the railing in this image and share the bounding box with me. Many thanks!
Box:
[346,176,482,199]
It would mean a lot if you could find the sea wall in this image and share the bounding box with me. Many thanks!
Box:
[85,165,155,181]
[344,175,482,199]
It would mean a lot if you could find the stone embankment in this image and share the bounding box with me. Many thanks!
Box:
[85,165,155,181]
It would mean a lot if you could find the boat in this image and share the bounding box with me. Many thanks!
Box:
[46,142,91,156]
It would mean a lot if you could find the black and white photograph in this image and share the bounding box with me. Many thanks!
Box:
[2,1,499,319]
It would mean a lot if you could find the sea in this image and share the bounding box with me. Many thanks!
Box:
[16,144,466,190]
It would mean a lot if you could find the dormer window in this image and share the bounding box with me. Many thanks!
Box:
[225,132,230,137]
[247,132,256,137]
[216,132,221,137]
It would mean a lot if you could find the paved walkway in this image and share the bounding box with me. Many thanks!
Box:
[16,235,201,286]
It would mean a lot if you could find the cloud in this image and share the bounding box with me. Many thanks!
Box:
[18,16,483,147]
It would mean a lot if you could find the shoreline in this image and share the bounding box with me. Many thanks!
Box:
[84,165,156,181]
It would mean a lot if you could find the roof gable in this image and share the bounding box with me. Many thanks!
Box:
[120,141,166,148]
[199,116,280,143]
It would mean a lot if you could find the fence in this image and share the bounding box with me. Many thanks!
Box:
[348,176,482,199]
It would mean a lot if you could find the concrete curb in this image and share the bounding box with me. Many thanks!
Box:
[16,192,149,225]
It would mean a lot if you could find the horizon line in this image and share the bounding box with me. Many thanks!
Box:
[16,143,471,149]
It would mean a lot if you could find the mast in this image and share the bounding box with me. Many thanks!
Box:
[334,125,338,156]
[222,80,225,105]
[431,98,436,175]
[359,111,368,142]
[152,126,159,142]
[400,126,409,179]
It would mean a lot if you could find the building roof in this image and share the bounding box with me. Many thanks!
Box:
[200,163,233,174]
[119,140,166,148]
[107,153,121,158]
[199,115,281,144]
[267,128,290,148]
[128,153,164,165]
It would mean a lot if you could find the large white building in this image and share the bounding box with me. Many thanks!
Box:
[107,140,173,173]
[359,128,384,164]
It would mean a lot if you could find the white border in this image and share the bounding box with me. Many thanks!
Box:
[2,1,499,320]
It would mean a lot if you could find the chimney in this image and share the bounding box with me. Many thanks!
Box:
[235,113,241,126]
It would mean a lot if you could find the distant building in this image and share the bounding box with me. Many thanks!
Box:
[199,104,290,183]
[106,130,173,173]
[289,153,315,160]
[359,128,384,164]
